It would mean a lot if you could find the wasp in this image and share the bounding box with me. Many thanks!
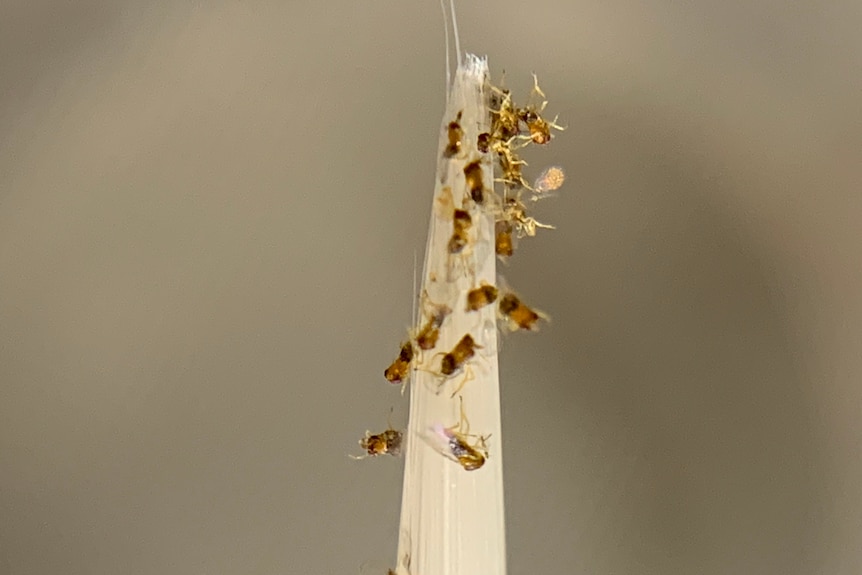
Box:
[498,291,548,331]
[477,131,491,153]
[501,195,555,238]
[518,108,556,145]
[446,208,477,283]
[495,219,515,259]
[428,396,490,471]
[496,145,531,191]
[350,427,403,460]
[414,295,451,351]
[431,333,485,397]
[517,74,565,145]
[440,333,480,376]
[444,111,463,158]
[466,282,499,312]
[490,84,521,142]
[463,159,486,205]
[416,332,480,395]
[447,208,472,254]
[486,132,531,192]
[384,340,414,384]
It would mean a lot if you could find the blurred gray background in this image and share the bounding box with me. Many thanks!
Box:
[1,1,860,574]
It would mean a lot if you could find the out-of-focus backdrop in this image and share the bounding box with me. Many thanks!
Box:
[2,2,860,574]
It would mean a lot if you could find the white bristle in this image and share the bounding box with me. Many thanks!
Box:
[393,53,507,575]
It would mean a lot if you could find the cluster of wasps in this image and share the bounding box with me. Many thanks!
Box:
[487,73,566,257]
[352,73,564,475]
